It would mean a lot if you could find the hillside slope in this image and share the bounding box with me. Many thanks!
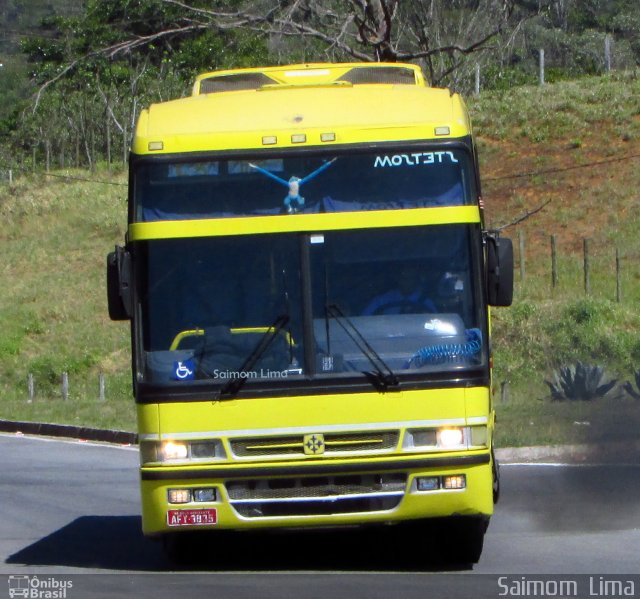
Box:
[1,72,640,443]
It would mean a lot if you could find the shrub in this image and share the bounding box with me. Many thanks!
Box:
[622,371,640,400]
[545,361,617,401]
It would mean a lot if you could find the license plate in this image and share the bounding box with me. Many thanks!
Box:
[167,508,217,527]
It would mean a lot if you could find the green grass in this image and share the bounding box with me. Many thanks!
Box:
[2,73,640,447]
[0,168,134,430]
[469,71,640,145]
[495,395,640,448]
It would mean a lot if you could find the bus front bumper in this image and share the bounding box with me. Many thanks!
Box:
[139,452,494,536]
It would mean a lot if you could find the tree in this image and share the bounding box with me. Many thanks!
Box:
[28,0,532,97]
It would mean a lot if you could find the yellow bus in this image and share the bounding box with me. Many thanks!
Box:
[108,62,513,564]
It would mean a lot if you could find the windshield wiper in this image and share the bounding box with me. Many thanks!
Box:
[325,304,400,392]
[218,314,290,399]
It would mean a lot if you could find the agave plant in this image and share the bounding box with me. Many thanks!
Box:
[545,361,617,401]
[622,371,640,400]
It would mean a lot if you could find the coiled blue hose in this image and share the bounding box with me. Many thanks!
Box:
[409,328,482,367]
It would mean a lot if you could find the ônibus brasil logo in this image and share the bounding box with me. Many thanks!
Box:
[7,575,73,599]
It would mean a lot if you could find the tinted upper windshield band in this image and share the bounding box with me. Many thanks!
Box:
[133,147,476,223]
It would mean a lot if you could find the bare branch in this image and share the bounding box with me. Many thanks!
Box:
[265,18,374,62]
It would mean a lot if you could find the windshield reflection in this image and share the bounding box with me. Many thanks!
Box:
[138,225,486,388]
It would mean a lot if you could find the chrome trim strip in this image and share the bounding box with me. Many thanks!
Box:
[146,417,487,441]
[229,491,405,504]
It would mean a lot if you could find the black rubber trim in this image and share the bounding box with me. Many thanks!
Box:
[134,372,490,404]
[0,419,137,445]
[140,452,490,481]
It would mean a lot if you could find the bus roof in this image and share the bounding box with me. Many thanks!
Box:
[132,63,472,156]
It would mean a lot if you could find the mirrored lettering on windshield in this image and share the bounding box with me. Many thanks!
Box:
[134,148,474,221]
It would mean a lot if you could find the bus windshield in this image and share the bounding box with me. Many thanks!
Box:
[134,148,475,221]
[138,224,486,391]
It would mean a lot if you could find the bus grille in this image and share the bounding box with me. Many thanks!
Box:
[230,431,399,458]
[226,474,406,518]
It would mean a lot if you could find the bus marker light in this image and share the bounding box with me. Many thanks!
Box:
[190,441,219,458]
[410,429,437,447]
[321,132,336,142]
[443,475,466,490]
[434,126,450,136]
[148,141,164,151]
[291,134,307,144]
[193,488,217,503]
[168,489,191,504]
[417,477,440,491]
[262,136,277,145]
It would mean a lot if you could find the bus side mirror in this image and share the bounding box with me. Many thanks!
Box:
[486,235,513,307]
[107,246,133,320]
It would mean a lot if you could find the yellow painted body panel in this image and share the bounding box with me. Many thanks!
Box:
[128,206,481,241]
[140,463,493,535]
[137,387,494,534]
[132,63,471,155]
[151,387,484,437]
[130,63,493,538]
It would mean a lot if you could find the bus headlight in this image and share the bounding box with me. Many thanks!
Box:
[140,439,226,464]
[437,427,465,448]
[406,426,468,450]
[162,441,189,461]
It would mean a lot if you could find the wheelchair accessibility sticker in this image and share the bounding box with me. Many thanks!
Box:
[173,359,195,381]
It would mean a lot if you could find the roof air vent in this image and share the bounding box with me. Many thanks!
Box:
[337,66,417,85]
[199,72,277,94]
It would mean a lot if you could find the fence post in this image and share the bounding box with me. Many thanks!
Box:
[605,35,612,72]
[475,64,481,97]
[616,247,621,303]
[500,381,509,404]
[550,234,558,290]
[61,372,69,401]
[583,238,590,295]
[28,373,35,402]
[123,124,128,167]
[518,230,526,282]
[99,372,106,401]
[106,117,112,173]
[539,49,545,85]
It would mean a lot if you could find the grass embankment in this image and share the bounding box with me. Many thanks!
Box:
[470,71,640,446]
[1,72,640,446]
[0,170,133,429]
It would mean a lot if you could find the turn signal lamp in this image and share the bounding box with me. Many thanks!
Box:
[417,477,440,491]
[168,489,191,504]
[443,475,466,490]
[193,488,217,503]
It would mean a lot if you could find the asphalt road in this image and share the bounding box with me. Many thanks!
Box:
[1,433,639,598]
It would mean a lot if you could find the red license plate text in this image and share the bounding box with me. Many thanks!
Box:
[167,508,217,527]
